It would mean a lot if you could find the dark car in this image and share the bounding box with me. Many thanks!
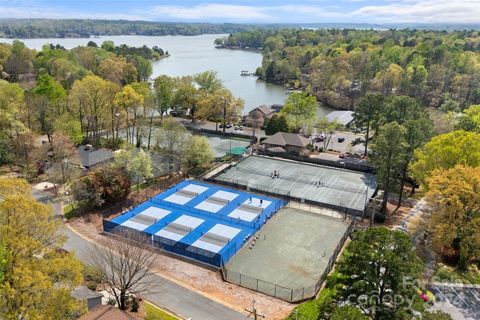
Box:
[337,137,345,143]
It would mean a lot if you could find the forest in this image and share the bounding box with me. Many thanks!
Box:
[0,19,267,38]
[216,29,480,110]
[0,36,244,182]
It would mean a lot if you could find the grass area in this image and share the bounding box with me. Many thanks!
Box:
[434,263,480,285]
[143,302,179,320]
[286,286,338,320]
[63,203,80,219]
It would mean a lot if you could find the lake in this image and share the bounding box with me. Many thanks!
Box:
[0,34,333,115]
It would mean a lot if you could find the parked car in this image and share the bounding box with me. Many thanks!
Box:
[337,137,345,143]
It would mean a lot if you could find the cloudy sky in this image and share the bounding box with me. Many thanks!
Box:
[1,0,479,24]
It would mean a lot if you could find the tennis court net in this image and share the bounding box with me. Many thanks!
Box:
[240,203,263,213]
[165,222,192,234]
[177,189,199,197]
[130,214,157,225]
[204,232,230,244]
[208,196,230,205]
[233,166,366,194]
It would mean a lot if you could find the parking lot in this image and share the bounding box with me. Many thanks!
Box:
[311,131,366,155]
[429,284,480,320]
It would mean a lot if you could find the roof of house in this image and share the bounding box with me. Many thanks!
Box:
[80,305,133,320]
[326,111,354,126]
[250,105,273,117]
[72,286,103,301]
[266,146,286,153]
[262,132,310,148]
[78,146,113,168]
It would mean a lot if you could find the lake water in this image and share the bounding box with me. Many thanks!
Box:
[0,34,333,115]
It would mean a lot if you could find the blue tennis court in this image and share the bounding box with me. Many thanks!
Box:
[103,180,286,267]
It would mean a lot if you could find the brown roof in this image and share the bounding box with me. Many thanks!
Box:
[80,305,133,320]
[250,106,273,117]
[262,132,310,148]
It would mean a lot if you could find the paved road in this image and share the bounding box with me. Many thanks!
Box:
[62,226,247,320]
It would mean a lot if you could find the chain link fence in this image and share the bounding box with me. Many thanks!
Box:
[222,219,355,302]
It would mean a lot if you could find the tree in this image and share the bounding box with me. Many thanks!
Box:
[98,55,137,85]
[131,82,155,149]
[197,88,244,132]
[316,117,342,151]
[54,113,85,145]
[194,70,222,93]
[335,227,423,320]
[0,178,84,319]
[69,75,118,146]
[265,113,289,135]
[114,148,153,189]
[30,74,66,141]
[382,96,433,207]
[0,176,31,198]
[10,130,39,180]
[425,165,480,269]
[185,136,214,169]
[154,75,175,119]
[88,231,157,310]
[47,132,79,183]
[114,84,144,146]
[0,245,7,285]
[0,80,25,138]
[280,92,317,133]
[456,104,480,132]
[245,109,264,138]
[395,116,433,205]
[353,94,384,157]
[72,166,131,208]
[132,55,152,82]
[371,122,408,214]
[193,71,223,123]
[410,130,480,188]
[154,118,190,173]
[331,306,368,320]
[3,40,34,82]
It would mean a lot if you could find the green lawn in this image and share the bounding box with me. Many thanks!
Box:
[63,203,80,219]
[286,287,338,320]
[143,302,179,320]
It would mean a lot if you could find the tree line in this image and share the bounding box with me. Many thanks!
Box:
[0,38,243,182]
[219,28,480,110]
[0,19,268,38]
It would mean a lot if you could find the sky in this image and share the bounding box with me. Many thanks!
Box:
[0,0,479,24]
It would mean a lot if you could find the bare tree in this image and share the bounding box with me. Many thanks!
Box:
[88,231,157,310]
[154,118,190,173]
[246,109,264,138]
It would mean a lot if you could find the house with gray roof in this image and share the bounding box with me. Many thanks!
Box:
[71,286,103,311]
[77,145,113,170]
[326,111,355,127]
[262,132,310,155]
